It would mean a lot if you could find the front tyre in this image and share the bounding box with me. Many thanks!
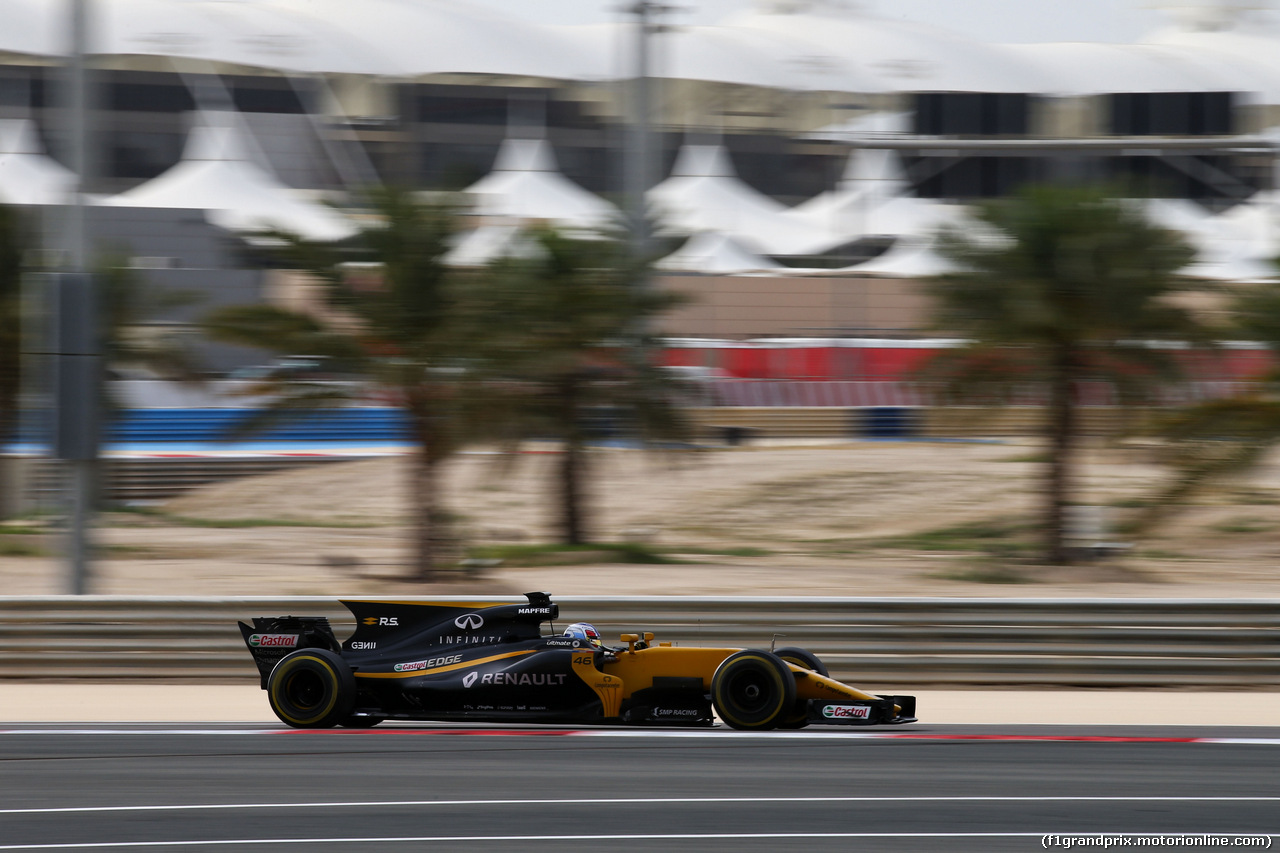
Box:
[711,650,796,731]
[267,649,356,729]
[773,647,827,729]
[773,647,828,677]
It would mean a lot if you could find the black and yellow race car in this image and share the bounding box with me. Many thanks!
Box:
[238,592,917,730]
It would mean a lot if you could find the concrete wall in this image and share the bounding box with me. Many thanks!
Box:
[655,273,932,339]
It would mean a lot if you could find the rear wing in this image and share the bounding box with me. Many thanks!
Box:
[237,616,340,689]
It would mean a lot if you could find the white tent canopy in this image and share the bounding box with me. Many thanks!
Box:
[462,137,619,231]
[655,231,783,275]
[1142,196,1279,281]
[801,111,911,142]
[1183,196,1280,280]
[0,118,76,206]
[443,222,545,268]
[786,148,963,242]
[1180,253,1277,282]
[789,147,911,217]
[101,112,357,242]
[838,236,956,278]
[648,143,848,256]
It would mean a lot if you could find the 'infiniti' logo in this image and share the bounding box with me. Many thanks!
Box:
[455,613,484,630]
[462,672,479,688]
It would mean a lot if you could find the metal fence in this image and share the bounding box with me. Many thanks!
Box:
[1,596,1277,687]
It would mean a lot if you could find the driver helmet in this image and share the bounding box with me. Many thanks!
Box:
[563,622,603,648]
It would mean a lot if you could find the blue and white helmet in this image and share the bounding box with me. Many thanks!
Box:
[563,622,602,648]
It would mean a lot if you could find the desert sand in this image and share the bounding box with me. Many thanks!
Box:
[4,438,1280,598]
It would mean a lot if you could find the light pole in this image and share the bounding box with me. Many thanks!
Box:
[59,0,97,595]
[623,2,676,269]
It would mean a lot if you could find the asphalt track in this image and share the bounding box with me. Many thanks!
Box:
[1,724,1277,852]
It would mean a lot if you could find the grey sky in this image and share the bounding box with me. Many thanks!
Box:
[465,1,1261,44]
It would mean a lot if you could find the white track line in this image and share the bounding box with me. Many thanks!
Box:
[7,833,1275,851]
[3,728,1280,745]
[3,796,1279,817]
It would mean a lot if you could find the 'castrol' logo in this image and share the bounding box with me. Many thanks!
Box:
[393,653,463,673]
[822,704,872,720]
[248,634,298,648]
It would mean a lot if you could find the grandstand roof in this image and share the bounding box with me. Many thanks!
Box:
[1144,24,1280,101]
[724,3,1059,93]
[3,0,1280,104]
[1003,42,1252,95]
[553,22,885,92]
[0,0,584,78]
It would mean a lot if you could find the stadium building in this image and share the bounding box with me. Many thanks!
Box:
[3,0,1280,348]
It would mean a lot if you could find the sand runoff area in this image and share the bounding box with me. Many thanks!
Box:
[3,439,1279,725]
[4,438,1280,597]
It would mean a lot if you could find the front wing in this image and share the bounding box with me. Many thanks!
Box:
[807,695,917,725]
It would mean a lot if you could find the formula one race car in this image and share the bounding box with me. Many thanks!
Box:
[238,592,917,730]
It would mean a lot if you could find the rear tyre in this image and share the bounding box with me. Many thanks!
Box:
[267,649,356,729]
[711,650,796,731]
[773,647,827,729]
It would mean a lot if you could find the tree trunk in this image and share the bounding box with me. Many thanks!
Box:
[406,389,439,582]
[1044,345,1077,564]
[0,407,15,520]
[559,438,588,545]
[0,456,22,519]
[407,445,438,581]
[558,377,588,545]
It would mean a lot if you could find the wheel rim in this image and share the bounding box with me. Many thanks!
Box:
[283,669,326,711]
[727,668,771,714]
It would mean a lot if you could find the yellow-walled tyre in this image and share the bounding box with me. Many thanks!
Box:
[774,646,828,677]
[774,647,827,729]
[267,649,356,729]
[711,650,796,731]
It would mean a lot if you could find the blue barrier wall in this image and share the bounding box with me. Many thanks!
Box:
[104,409,411,444]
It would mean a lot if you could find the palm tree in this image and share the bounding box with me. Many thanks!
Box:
[204,188,470,580]
[97,258,207,419]
[1134,281,1280,530]
[926,184,1205,563]
[0,205,24,462]
[99,263,202,380]
[475,226,688,545]
[0,204,31,517]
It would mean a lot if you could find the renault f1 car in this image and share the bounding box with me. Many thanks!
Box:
[238,592,917,730]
